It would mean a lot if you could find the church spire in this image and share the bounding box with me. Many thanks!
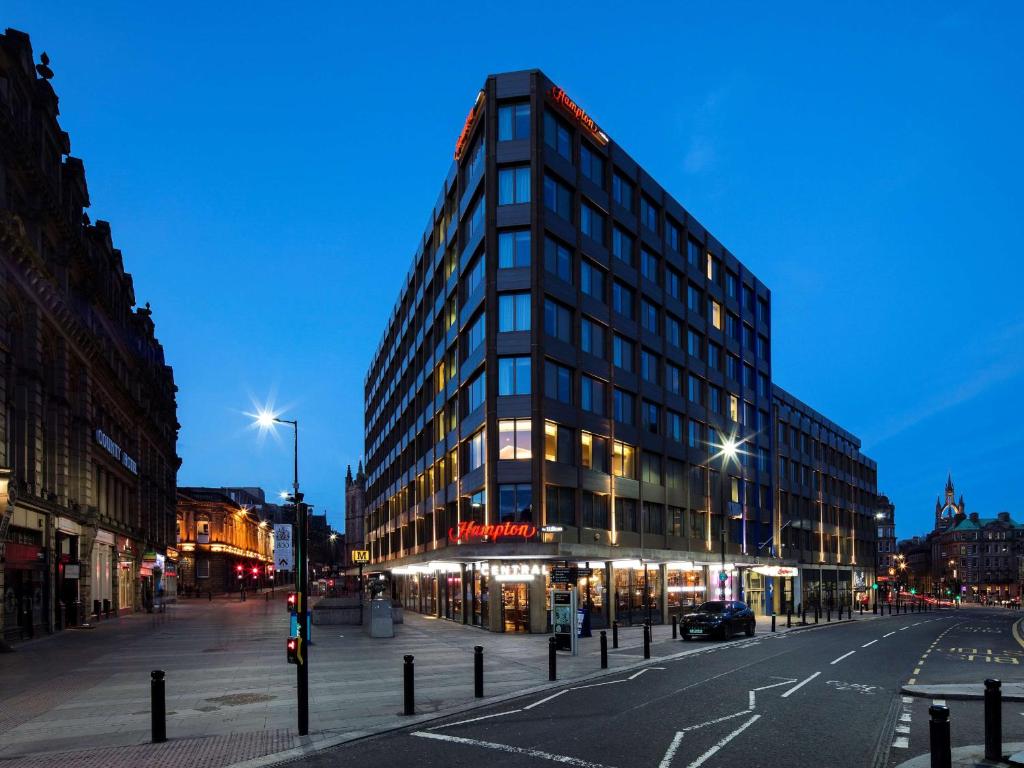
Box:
[945,473,954,494]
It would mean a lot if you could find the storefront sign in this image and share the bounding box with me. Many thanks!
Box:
[549,85,609,145]
[448,520,537,543]
[94,429,139,475]
[752,565,798,578]
[478,561,547,579]
[352,550,370,564]
[551,567,576,584]
[668,585,706,593]
[64,563,80,579]
[454,90,485,160]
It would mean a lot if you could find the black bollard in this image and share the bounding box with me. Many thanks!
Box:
[985,679,1002,761]
[548,637,557,681]
[403,655,415,715]
[802,606,807,625]
[208,591,212,602]
[600,630,608,669]
[643,623,651,660]
[873,602,877,615]
[474,646,484,698]
[612,620,619,649]
[787,610,792,629]
[929,704,951,768]
[151,670,167,743]
[771,614,776,632]
[672,615,678,640]
[827,608,831,622]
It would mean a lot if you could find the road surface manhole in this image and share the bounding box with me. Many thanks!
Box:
[205,693,274,706]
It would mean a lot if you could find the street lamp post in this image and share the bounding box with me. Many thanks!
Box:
[704,433,739,600]
[255,410,309,736]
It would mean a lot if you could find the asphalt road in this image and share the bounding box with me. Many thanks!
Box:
[290,606,1024,768]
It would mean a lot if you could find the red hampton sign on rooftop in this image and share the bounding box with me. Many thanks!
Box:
[454,90,485,161]
[549,85,609,145]
[448,520,538,543]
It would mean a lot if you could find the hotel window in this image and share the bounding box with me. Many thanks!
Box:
[580,141,605,185]
[666,314,681,349]
[640,300,659,334]
[464,254,484,296]
[743,323,755,351]
[667,410,683,443]
[612,226,634,265]
[580,431,608,472]
[728,394,739,422]
[498,483,533,523]
[668,506,684,537]
[544,236,573,283]
[546,486,575,526]
[726,312,740,342]
[687,237,702,268]
[726,353,739,380]
[758,372,769,397]
[643,502,665,534]
[687,283,703,315]
[467,195,485,240]
[612,334,634,372]
[706,253,720,283]
[612,172,634,211]
[466,371,486,413]
[640,248,660,284]
[613,388,635,425]
[544,421,574,464]
[466,312,485,355]
[758,297,770,324]
[688,418,702,448]
[687,374,703,405]
[725,270,738,299]
[743,363,755,389]
[498,356,531,396]
[544,298,573,343]
[580,201,606,243]
[466,138,484,183]
[580,375,606,415]
[582,491,609,529]
[757,334,769,361]
[709,299,722,330]
[544,360,573,404]
[543,174,572,221]
[743,285,755,311]
[666,219,681,252]
[687,328,702,358]
[580,259,606,302]
[498,292,531,331]
[612,281,634,319]
[640,349,659,384]
[707,341,720,371]
[580,316,605,358]
[666,266,681,300]
[757,447,769,473]
[468,429,486,470]
[611,441,635,478]
[544,109,572,160]
[498,230,531,268]
[708,386,721,414]
[640,195,659,232]
[641,453,662,485]
[196,558,210,579]
[499,102,531,141]
[498,418,532,460]
[642,400,660,434]
[498,166,531,205]
[616,498,639,532]
[665,363,682,395]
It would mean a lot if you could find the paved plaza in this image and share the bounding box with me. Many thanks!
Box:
[0,595,881,767]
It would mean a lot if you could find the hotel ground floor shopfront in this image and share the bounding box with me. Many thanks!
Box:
[374,543,817,634]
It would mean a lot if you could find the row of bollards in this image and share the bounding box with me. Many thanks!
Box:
[929,679,1003,767]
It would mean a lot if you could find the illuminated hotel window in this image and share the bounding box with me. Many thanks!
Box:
[499,102,531,141]
[710,299,722,330]
[498,166,531,205]
[498,418,532,460]
[498,229,531,268]
[468,429,486,471]
[706,253,720,283]
[544,421,573,463]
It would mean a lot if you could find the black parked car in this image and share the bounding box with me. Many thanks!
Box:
[681,600,755,641]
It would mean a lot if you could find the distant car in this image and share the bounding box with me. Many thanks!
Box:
[681,600,755,641]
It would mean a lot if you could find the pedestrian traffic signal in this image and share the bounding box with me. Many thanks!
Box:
[718,571,728,582]
[252,566,260,576]
[871,583,878,590]
[236,564,244,579]
[286,636,302,665]
[287,591,299,613]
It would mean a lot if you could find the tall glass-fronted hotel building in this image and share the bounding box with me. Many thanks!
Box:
[364,70,869,633]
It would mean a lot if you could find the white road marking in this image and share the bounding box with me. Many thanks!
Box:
[572,679,628,690]
[862,640,878,648]
[900,713,912,722]
[908,678,917,685]
[749,691,756,708]
[902,696,913,703]
[884,632,896,638]
[683,714,761,768]
[900,626,910,631]
[659,732,685,768]
[830,651,856,665]
[429,709,522,731]
[752,679,797,691]
[523,689,568,710]
[781,671,821,698]
[895,725,910,734]
[893,736,909,749]
[681,710,752,732]
[412,731,617,767]
[913,668,921,675]
[628,667,666,680]
[659,710,753,768]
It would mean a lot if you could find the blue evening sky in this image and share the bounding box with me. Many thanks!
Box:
[7,2,1022,539]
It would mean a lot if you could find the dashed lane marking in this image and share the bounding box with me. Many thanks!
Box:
[893,736,909,749]
[830,650,856,665]
[781,671,821,698]
[884,632,896,638]
[862,640,878,648]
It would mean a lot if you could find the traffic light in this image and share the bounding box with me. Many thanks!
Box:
[286,636,302,665]
[236,564,244,580]
[718,571,728,582]
[287,591,299,613]
[910,588,917,595]
[871,583,878,591]
[252,566,260,577]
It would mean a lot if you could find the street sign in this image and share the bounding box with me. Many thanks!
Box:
[274,524,294,571]
[551,567,576,584]
[551,589,578,655]
[352,550,370,564]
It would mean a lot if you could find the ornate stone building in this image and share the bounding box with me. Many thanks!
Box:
[0,29,179,640]
[343,462,365,567]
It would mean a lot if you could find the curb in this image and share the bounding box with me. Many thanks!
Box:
[900,685,1024,702]
[893,741,1024,768]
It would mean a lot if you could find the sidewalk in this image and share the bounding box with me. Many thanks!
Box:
[0,595,893,768]
[895,742,1024,768]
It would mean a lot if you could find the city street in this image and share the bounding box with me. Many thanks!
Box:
[292,606,1024,768]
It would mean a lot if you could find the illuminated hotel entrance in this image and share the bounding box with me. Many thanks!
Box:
[501,582,530,632]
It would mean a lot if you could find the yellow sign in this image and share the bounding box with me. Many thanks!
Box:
[352,550,370,564]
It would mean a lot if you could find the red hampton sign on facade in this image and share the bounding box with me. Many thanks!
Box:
[549,85,609,145]
[448,520,538,543]
[454,90,485,161]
